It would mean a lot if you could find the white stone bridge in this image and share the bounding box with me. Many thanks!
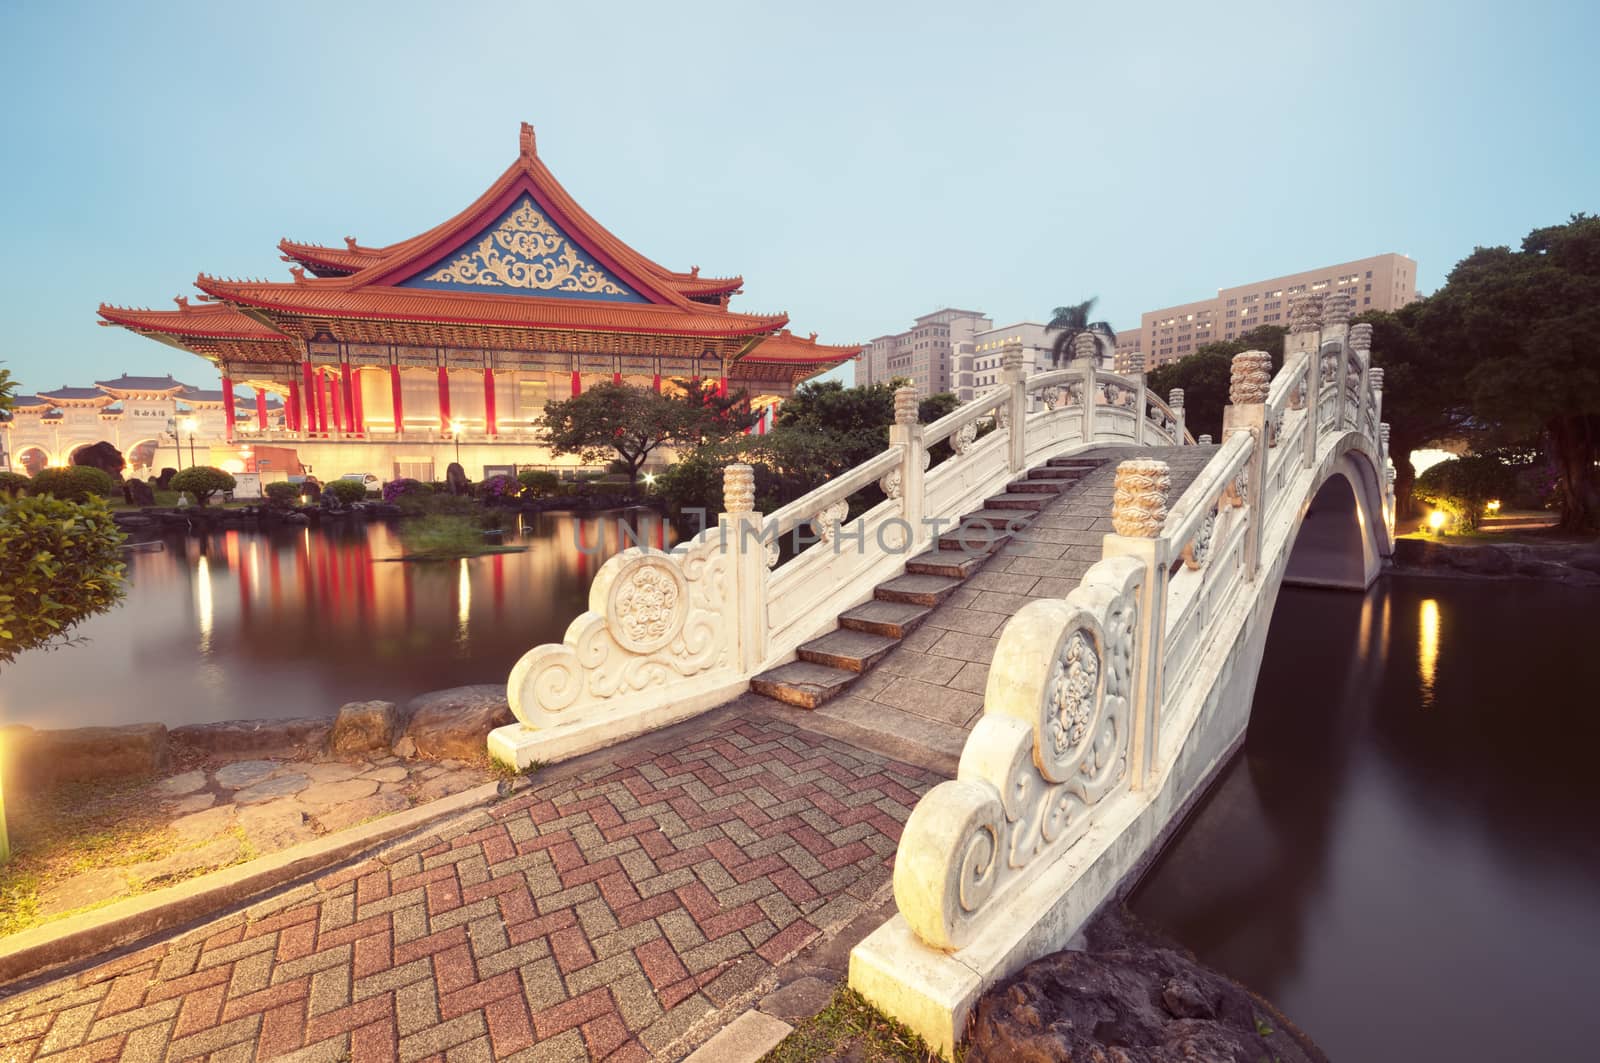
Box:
[490,294,1393,1056]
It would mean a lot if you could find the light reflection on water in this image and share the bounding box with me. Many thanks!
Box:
[0,510,672,729]
[1418,597,1439,706]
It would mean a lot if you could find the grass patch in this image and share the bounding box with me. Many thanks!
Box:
[397,514,523,560]
[762,987,950,1063]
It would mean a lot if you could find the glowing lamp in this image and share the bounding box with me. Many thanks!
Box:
[1486,500,1501,514]
[450,419,464,435]
[180,417,198,434]
[1427,510,1448,532]
[643,473,656,486]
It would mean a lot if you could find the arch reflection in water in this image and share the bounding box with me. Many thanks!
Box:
[0,510,673,730]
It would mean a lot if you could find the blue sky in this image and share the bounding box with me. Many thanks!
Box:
[1,0,1594,394]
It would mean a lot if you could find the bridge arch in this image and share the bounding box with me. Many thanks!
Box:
[1283,443,1387,591]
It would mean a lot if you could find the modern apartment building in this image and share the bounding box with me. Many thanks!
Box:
[856,309,991,397]
[1136,253,1419,369]
[1112,329,1145,375]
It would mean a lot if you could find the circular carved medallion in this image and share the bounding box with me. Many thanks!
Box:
[607,556,688,653]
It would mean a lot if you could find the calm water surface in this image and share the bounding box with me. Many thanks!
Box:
[1131,577,1600,1062]
[0,512,671,729]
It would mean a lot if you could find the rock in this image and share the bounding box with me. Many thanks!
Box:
[167,793,217,814]
[213,760,281,790]
[155,770,208,797]
[361,766,409,784]
[445,462,469,495]
[237,803,317,850]
[297,778,380,811]
[302,762,364,783]
[392,736,418,759]
[72,441,125,479]
[39,868,130,917]
[415,771,481,803]
[171,805,237,845]
[172,719,331,758]
[967,909,1325,1063]
[10,723,169,788]
[285,512,311,525]
[156,467,177,490]
[314,791,410,833]
[403,685,512,761]
[122,478,155,506]
[234,773,311,805]
[329,700,398,755]
[300,480,322,502]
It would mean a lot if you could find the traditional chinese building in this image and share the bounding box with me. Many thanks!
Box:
[95,123,858,481]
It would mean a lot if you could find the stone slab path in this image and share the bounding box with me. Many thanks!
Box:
[0,702,939,1063]
[785,446,1216,769]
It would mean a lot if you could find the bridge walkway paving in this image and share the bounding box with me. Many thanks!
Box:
[780,445,1216,772]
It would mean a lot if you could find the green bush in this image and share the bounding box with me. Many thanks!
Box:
[0,494,126,664]
[0,471,30,498]
[28,466,117,502]
[1415,455,1518,532]
[324,479,369,505]
[264,481,302,506]
[517,470,560,498]
[168,466,236,506]
[398,514,494,559]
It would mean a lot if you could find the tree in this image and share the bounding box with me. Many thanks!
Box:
[1413,455,1519,532]
[1047,298,1117,367]
[0,494,126,665]
[27,466,117,502]
[169,466,236,506]
[1146,325,1287,441]
[540,380,756,481]
[1423,214,1600,532]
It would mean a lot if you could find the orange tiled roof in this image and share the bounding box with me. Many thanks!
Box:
[738,329,861,366]
[277,238,385,276]
[194,275,786,337]
[97,299,292,341]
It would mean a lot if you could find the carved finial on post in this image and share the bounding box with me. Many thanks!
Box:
[1169,388,1184,409]
[1348,322,1373,354]
[1198,434,1213,445]
[1370,367,1385,392]
[1380,422,1391,449]
[894,384,919,425]
[1323,293,1353,327]
[1287,293,1324,334]
[1072,332,1099,363]
[1002,343,1023,375]
[519,121,537,160]
[1229,350,1272,405]
[1125,353,1145,376]
[722,463,755,514]
[1112,459,1171,538]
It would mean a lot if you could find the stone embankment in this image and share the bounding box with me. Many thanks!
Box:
[1392,537,1600,585]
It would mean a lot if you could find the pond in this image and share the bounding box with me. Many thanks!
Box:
[0,511,673,730]
[1130,577,1600,1062]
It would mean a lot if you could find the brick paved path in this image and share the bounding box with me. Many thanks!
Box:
[805,446,1216,766]
[0,706,938,1063]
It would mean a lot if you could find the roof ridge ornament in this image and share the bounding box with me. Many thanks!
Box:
[520,122,537,161]
[344,236,358,249]
[174,296,189,309]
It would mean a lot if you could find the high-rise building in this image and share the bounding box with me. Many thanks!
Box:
[1112,329,1144,375]
[1136,253,1419,369]
[856,309,991,397]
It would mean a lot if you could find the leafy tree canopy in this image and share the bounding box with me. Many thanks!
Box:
[169,466,236,506]
[0,494,126,666]
[1146,325,1287,441]
[1047,297,1117,367]
[540,380,756,481]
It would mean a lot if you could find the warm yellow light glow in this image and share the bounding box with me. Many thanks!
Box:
[196,554,214,654]
[1427,510,1448,532]
[181,417,198,434]
[642,473,656,486]
[1418,598,1440,707]
[450,419,464,435]
[1486,499,1501,514]
[457,558,471,644]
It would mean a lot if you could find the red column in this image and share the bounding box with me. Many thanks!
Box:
[329,373,344,435]
[484,368,498,435]
[340,363,355,434]
[255,388,268,431]
[612,371,622,386]
[652,372,661,393]
[390,365,404,433]
[351,369,365,436]
[287,376,301,432]
[221,374,237,441]
[301,362,316,433]
[437,366,452,429]
[717,376,728,398]
[571,370,581,397]
[315,370,329,435]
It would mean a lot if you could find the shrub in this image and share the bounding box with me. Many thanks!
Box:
[168,466,237,506]
[28,466,117,502]
[1415,455,1518,532]
[517,470,560,498]
[382,478,429,504]
[324,479,368,505]
[478,474,521,503]
[398,514,493,559]
[0,494,126,664]
[0,471,30,498]
[264,481,302,506]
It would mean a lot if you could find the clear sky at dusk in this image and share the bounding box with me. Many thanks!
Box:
[0,0,1594,394]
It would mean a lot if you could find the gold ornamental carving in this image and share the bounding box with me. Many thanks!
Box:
[423,200,629,296]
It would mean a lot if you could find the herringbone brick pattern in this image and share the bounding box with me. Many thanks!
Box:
[0,711,937,1062]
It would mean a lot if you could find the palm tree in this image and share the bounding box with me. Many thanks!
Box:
[1047,298,1117,368]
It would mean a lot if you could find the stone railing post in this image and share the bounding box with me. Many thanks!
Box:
[1169,387,1186,444]
[1223,350,1270,577]
[1073,332,1099,441]
[721,464,768,673]
[888,385,927,550]
[1003,344,1026,473]
[1128,354,1148,444]
[1369,365,1385,436]
[1322,293,1352,431]
[1349,322,1373,436]
[1102,459,1171,786]
[1198,434,1212,445]
[1288,292,1323,469]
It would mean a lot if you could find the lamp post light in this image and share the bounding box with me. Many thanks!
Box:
[450,419,464,466]
[181,417,199,469]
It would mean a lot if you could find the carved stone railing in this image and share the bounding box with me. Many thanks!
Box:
[493,344,1194,769]
[851,309,1395,1058]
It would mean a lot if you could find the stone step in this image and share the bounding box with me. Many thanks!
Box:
[955,510,1031,533]
[984,492,1053,512]
[1047,457,1103,469]
[875,573,963,607]
[797,629,899,673]
[750,661,857,710]
[906,549,986,579]
[1006,478,1067,494]
[1027,466,1083,480]
[939,526,1014,553]
[839,599,934,639]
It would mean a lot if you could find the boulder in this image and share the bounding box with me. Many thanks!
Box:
[446,462,470,495]
[11,723,169,788]
[156,467,178,490]
[122,478,155,506]
[329,700,399,755]
[403,684,512,761]
[71,441,125,480]
[171,718,331,758]
[392,736,418,759]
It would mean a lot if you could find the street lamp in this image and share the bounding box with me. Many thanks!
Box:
[450,419,464,465]
[181,417,199,469]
